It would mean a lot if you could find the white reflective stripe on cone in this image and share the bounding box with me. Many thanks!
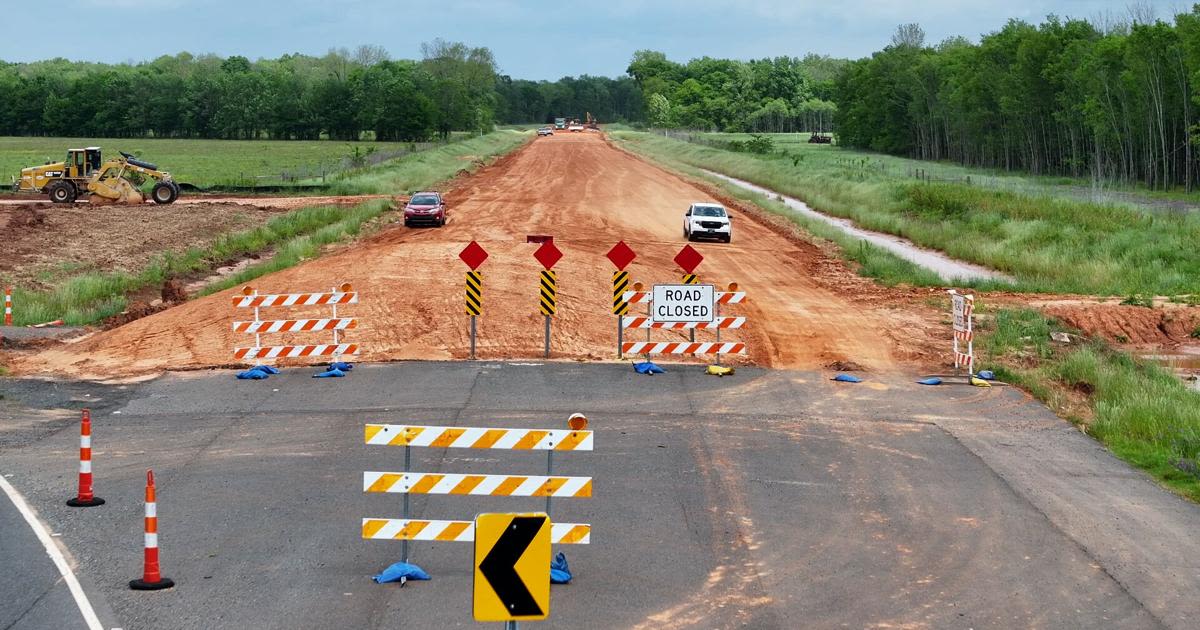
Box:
[145,503,156,518]
[144,533,158,548]
[80,436,91,448]
[79,460,91,473]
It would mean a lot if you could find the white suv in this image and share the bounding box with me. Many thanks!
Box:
[684,203,732,243]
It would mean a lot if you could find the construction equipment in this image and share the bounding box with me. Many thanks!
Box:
[13,148,180,205]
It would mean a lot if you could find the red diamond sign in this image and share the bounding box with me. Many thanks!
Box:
[533,240,562,269]
[459,241,488,270]
[605,241,637,270]
[674,244,704,274]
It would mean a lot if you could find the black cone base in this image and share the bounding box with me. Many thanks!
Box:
[130,577,174,591]
[66,497,105,507]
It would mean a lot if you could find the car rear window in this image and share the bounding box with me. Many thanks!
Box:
[410,195,439,205]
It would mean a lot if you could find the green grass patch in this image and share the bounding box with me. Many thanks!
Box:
[977,308,1200,502]
[325,130,528,195]
[0,136,413,188]
[611,131,1200,296]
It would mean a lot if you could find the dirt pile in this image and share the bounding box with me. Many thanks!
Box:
[13,134,946,379]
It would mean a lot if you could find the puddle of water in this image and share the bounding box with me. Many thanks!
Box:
[702,169,1013,284]
[1135,348,1200,391]
[183,256,262,294]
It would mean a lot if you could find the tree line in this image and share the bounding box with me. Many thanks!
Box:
[0,42,646,142]
[834,9,1200,191]
[626,51,844,133]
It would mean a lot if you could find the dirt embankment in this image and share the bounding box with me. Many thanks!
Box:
[1042,303,1200,345]
[11,133,950,379]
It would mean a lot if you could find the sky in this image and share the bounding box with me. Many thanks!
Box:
[0,0,1163,80]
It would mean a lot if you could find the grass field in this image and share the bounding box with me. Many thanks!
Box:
[612,130,1200,296]
[692,131,1200,210]
[0,135,466,189]
[4,130,531,326]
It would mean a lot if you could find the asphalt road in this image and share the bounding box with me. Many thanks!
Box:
[1,362,1198,629]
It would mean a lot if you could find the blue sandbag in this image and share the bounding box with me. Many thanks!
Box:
[312,367,346,378]
[236,368,270,380]
[977,370,995,380]
[917,377,943,386]
[330,362,354,371]
[253,365,280,374]
[373,561,430,583]
[550,552,572,584]
[832,373,862,383]
[634,361,664,375]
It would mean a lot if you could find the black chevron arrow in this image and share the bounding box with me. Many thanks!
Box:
[479,516,545,616]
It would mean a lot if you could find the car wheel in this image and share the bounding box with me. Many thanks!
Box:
[724,234,732,243]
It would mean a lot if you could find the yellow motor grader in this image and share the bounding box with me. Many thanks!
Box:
[13,147,180,204]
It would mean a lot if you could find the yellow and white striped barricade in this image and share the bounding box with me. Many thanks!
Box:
[619,288,747,359]
[231,283,359,364]
[362,421,594,571]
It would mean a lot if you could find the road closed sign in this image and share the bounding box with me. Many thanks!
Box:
[652,284,716,323]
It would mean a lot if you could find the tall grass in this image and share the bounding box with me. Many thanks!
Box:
[979,308,1200,501]
[612,131,1200,296]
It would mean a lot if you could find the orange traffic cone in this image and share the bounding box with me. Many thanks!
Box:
[130,470,174,590]
[66,409,104,507]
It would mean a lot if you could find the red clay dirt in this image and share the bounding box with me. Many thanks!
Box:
[13,133,945,379]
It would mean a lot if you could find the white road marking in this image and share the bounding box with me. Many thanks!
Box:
[0,475,105,630]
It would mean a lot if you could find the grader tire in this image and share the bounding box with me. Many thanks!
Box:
[48,181,76,204]
[151,182,178,204]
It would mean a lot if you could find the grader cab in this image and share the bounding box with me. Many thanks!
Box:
[13,147,181,205]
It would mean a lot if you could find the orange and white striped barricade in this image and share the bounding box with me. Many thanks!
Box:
[130,470,173,590]
[66,409,104,507]
[362,417,594,575]
[949,290,975,375]
[232,282,359,365]
[4,287,11,326]
[620,286,747,364]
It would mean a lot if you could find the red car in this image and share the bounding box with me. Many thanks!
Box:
[404,191,447,227]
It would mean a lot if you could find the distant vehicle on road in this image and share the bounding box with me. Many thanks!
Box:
[684,202,731,243]
[554,118,566,130]
[537,127,554,136]
[568,124,584,132]
[404,191,447,227]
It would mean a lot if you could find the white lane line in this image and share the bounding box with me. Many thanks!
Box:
[0,475,105,630]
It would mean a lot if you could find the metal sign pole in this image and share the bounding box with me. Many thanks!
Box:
[470,315,477,360]
[617,316,623,359]
[545,449,553,517]
[715,298,722,367]
[544,315,551,358]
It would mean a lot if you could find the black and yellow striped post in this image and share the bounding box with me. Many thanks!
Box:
[465,271,483,359]
[539,270,556,358]
[682,273,699,342]
[613,271,630,358]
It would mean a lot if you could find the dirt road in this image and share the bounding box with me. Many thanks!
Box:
[15,134,939,378]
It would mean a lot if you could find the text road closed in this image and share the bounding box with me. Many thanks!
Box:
[652,284,716,323]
